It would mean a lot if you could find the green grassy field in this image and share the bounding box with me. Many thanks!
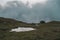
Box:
[0,17,60,40]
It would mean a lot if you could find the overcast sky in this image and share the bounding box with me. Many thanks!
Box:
[0,0,47,6]
[0,0,59,23]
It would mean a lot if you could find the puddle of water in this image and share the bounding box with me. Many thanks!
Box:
[10,27,36,32]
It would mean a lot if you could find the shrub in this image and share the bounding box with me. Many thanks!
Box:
[40,21,45,24]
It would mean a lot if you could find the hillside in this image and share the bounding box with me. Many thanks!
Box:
[0,17,35,29]
[0,17,60,40]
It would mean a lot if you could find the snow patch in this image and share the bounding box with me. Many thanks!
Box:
[10,27,36,32]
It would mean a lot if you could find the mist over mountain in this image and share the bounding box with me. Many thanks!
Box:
[0,0,59,23]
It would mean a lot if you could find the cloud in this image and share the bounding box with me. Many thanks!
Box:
[0,0,60,23]
[46,0,60,21]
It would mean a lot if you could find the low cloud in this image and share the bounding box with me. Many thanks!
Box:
[0,0,60,23]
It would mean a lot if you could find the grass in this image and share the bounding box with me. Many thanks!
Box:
[0,17,60,40]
